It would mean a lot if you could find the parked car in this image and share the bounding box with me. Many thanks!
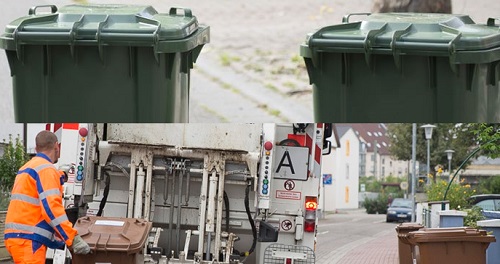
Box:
[469,194,500,211]
[386,198,412,222]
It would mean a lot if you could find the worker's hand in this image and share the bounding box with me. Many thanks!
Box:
[58,164,72,174]
[71,235,90,254]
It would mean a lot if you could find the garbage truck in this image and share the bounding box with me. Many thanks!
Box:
[57,123,332,264]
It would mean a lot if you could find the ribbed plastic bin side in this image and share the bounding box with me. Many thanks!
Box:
[301,13,500,122]
[0,4,209,122]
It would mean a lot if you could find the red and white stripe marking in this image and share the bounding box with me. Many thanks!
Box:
[306,123,323,178]
[46,123,79,142]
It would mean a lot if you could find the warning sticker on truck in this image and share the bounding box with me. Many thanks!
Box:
[276,190,301,200]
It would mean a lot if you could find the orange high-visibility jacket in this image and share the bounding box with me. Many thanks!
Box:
[4,153,77,249]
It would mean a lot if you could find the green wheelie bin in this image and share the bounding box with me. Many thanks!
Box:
[301,13,500,122]
[1,4,209,122]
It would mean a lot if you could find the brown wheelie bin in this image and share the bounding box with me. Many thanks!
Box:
[396,223,424,264]
[406,227,495,264]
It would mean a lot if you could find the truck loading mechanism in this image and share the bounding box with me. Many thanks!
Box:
[66,123,333,264]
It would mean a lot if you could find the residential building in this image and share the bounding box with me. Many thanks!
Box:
[348,124,409,180]
[321,126,360,211]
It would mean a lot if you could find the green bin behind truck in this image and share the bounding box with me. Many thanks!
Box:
[301,13,500,122]
[0,4,209,122]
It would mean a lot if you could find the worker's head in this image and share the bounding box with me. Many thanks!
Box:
[35,130,60,164]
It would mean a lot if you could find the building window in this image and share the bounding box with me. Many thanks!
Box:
[371,154,375,161]
[360,142,366,153]
[346,140,350,157]
[382,167,385,177]
[359,152,366,176]
[346,164,350,180]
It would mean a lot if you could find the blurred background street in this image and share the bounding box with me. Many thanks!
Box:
[1,0,500,123]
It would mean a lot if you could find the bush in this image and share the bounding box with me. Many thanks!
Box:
[425,179,475,209]
[0,186,10,211]
[363,194,389,214]
[478,175,500,194]
[363,197,377,214]
[463,206,486,228]
[0,134,28,190]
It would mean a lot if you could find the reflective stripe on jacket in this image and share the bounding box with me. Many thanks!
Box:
[4,153,77,249]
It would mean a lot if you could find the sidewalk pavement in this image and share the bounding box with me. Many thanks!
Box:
[316,208,399,264]
[336,229,398,264]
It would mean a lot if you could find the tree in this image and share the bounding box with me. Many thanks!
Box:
[478,176,500,194]
[0,134,29,190]
[469,124,500,158]
[387,124,476,181]
[372,0,452,13]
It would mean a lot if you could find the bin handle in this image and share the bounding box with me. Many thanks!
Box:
[487,18,500,27]
[29,5,58,15]
[169,7,192,18]
[342,13,371,23]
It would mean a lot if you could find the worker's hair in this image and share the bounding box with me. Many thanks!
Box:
[35,130,58,152]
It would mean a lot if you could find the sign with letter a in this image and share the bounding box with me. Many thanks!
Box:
[273,146,309,180]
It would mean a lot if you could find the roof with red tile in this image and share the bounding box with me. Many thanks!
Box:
[336,124,391,155]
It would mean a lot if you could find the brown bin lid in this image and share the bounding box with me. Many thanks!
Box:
[407,227,496,244]
[74,216,152,254]
[395,222,424,232]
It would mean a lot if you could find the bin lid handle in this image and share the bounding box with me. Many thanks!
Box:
[487,18,500,27]
[169,7,192,18]
[29,5,58,16]
[342,13,371,23]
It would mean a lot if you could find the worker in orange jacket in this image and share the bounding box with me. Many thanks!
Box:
[4,130,90,263]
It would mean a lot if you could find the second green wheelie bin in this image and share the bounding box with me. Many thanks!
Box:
[0,4,209,122]
[301,13,500,122]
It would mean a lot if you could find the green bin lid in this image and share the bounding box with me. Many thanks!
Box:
[302,13,500,64]
[0,4,209,53]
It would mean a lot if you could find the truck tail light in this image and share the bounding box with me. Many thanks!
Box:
[304,220,315,233]
[304,196,317,233]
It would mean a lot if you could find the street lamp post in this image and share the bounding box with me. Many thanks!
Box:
[421,124,436,184]
[445,149,455,180]
[411,124,417,222]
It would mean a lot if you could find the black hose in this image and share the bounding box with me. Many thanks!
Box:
[97,171,111,216]
[224,191,230,233]
[241,184,257,257]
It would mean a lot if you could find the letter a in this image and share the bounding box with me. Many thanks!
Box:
[276,150,295,174]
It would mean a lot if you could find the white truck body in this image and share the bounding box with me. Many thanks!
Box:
[65,123,331,264]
